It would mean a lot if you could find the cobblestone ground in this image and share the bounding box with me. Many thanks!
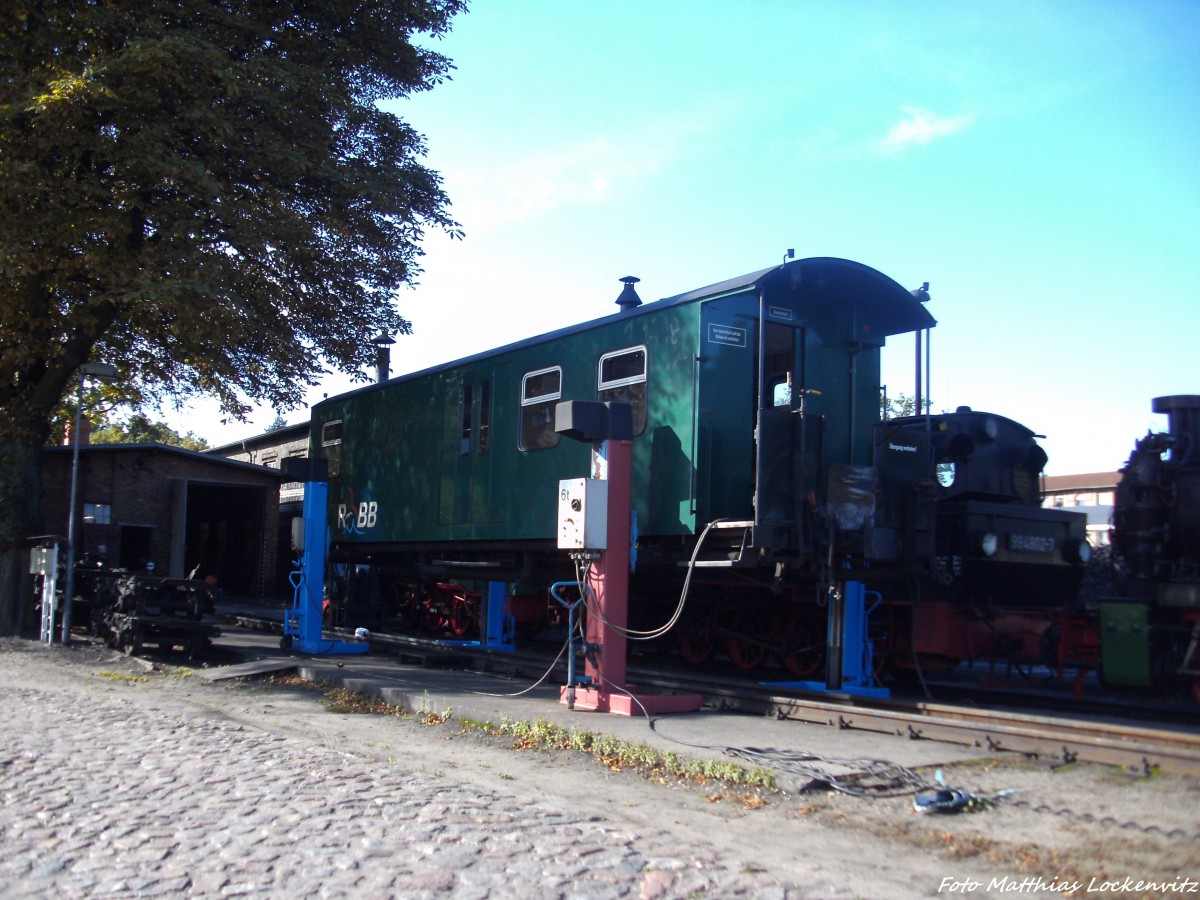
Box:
[0,641,838,899]
[6,638,1198,899]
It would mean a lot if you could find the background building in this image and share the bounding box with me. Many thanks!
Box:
[1042,472,1120,547]
[41,444,285,598]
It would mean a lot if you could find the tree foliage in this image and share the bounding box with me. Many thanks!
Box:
[0,0,466,631]
[883,392,920,419]
[92,413,209,451]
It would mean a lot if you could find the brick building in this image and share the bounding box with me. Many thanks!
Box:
[41,444,286,598]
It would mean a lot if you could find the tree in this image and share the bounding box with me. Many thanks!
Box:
[0,0,466,632]
[92,413,209,451]
[882,392,920,420]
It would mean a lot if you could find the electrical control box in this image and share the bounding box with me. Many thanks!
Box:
[557,478,608,550]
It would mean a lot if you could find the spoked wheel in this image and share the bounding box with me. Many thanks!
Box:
[726,610,768,670]
[447,591,478,638]
[422,606,445,635]
[781,615,825,678]
[678,610,716,664]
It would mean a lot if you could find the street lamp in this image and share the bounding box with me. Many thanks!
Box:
[60,361,120,644]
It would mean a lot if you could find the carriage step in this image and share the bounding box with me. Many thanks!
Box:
[690,558,756,568]
[683,521,757,568]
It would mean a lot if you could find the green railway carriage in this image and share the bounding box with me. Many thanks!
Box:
[298,255,1098,682]
[310,257,935,587]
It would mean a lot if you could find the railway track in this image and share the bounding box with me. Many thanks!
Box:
[221,608,1200,778]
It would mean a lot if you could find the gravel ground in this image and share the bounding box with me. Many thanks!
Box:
[1,636,1197,899]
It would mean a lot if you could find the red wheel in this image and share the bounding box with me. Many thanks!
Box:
[782,617,825,678]
[678,611,716,664]
[726,610,767,670]
[422,584,448,634]
[447,590,478,637]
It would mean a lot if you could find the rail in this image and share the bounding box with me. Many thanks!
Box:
[219,608,1200,778]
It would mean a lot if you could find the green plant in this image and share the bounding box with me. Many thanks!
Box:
[496,715,778,797]
[96,670,148,683]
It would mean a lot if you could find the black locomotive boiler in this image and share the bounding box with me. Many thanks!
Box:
[1094,395,1200,696]
[872,408,1090,674]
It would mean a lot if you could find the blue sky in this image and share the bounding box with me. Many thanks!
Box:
[183,0,1199,475]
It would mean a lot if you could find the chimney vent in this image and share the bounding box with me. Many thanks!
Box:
[615,276,642,313]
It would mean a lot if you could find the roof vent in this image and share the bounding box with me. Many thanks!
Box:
[615,276,642,313]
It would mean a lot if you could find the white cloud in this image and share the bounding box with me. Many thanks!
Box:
[878,106,973,154]
[448,135,664,230]
[441,103,736,231]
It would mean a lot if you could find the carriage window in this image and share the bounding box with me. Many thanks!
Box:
[479,380,491,454]
[460,384,474,455]
[321,419,343,476]
[520,366,562,450]
[597,346,647,436]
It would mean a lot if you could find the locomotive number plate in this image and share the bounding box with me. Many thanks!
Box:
[1008,534,1056,554]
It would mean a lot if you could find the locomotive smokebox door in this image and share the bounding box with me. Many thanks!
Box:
[827,464,878,532]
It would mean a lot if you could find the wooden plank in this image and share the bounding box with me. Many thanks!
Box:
[193,659,299,682]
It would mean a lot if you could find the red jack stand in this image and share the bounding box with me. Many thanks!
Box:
[554,402,702,717]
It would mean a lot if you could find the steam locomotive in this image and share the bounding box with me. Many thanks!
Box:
[310,255,1091,683]
[1086,395,1200,697]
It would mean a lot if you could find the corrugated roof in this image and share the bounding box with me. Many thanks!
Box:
[1042,472,1121,492]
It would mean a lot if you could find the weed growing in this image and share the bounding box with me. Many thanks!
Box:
[490,716,778,802]
[249,675,778,807]
[96,670,149,683]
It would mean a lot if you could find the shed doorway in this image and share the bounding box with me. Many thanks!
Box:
[184,483,264,596]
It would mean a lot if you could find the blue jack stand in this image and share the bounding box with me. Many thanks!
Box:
[281,469,368,656]
[767,580,889,699]
[481,581,516,650]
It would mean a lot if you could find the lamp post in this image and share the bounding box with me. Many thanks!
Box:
[61,361,120,644]
[909,283,931,416]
